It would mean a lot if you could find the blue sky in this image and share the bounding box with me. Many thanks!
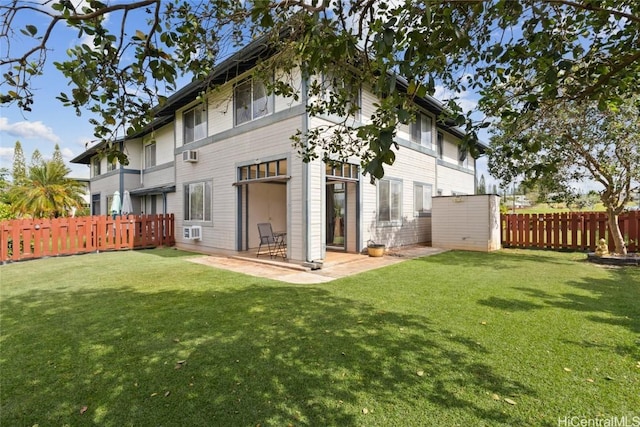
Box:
[0,2,104,178]
[0,1,493,184]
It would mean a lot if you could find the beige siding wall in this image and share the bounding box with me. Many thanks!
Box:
[432,194,501,251]
[81,64,482,260]
[89,174,120,215]
[359,87,377,124]
[139,124,175,190]
[306,99,482,251]
[141,123,174,166]
[287,154,305,261]
[362,145,437,248]
[307,158,324,261]
[207,85,234,137]
[440,131,460,166]
[140,166,174,189]
[436,164,475,196]
[124,140,142,169]
[177,69,304,149]
[174,114,306,259]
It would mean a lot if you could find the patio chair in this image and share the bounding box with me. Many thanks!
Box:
[257,222,286,259]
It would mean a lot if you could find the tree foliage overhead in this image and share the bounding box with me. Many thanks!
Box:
[488,97,640,254]
[2,1,639,177]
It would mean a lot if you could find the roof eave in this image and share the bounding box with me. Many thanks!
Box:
[153,34,278,117]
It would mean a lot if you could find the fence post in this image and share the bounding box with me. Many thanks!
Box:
[0,221,8,262]
[628,211,638,252]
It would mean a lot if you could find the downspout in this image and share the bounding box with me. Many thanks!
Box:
[140,140,144,186]
[163,192,167,215]
[301,69,311,263]
[434,133,439,196]
[119,140,125,199]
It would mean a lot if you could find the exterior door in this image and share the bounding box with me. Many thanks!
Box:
[326,182,345,249]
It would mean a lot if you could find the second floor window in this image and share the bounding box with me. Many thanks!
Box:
[145,142,156,168]
[411,112,432,147]
[322,73,360,120]
[107,157,117,172]
[437,131,444,159]
[458,145,468,168]
[234,78,272,126]
[184,105,207,144]
[92,157,101,177]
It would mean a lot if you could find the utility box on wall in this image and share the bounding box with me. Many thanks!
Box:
[432,194,501,252]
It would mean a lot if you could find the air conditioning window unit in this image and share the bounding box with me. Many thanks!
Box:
[183,150,198,163]
[183,225,202,240]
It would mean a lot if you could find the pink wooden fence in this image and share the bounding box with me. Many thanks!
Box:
[501,211,639,252]
[0,214,175,263]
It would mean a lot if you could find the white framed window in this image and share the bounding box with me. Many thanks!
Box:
[92,157,101,177]
[107,157,117,172]
[184,181,212,222]
[144,142,156,168]
[458,145,468,168]
[91,193,101,215]
[414,183,433,216]
[234,78,273,126]
[184,105,207,144]
[378,178,402,223]
[322,73,360,120]
[437,131,444,159]
[411,112,432,147]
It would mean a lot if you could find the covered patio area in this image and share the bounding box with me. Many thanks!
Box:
[187,245,447,284]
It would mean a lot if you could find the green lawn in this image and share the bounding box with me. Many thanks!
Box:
[1,249,639,426]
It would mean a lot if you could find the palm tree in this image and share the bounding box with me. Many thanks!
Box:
[9,159,84,218]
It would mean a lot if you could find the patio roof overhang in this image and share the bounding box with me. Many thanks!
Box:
[232,176,291,186]
[129,185,176,195]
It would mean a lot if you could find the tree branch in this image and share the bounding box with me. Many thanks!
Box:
[0,0,158,67]
[575,49,640,100]
[543,0,640,25]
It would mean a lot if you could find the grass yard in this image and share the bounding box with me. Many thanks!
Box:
[1,249,639,426]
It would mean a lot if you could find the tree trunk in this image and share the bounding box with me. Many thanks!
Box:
[606,208,627,255]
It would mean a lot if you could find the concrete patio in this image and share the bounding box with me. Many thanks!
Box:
[187,245,448,284]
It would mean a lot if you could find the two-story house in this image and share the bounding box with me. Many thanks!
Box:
[71,35,485,265]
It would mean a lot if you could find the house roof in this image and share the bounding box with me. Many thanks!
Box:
[72,29,487,165]
[153,35,277,117]
[152,33,487,151]
[70,114,173,164]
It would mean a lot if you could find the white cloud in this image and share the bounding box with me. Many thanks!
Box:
[433,85,479,115]
[61,147,75,160]
[0,146,14,160]
[0,117,61,143]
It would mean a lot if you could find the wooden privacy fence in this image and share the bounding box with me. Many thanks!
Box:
[501,211,639,252]
[0,214,175,263]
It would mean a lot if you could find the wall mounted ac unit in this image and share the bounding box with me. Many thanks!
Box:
[183,225,202,240]
[183,150,198,163]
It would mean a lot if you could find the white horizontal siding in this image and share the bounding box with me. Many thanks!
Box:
[175,114,305,255]
[141,123,174,166]
[89,175,120,215]
[437,165,475,196]
[141,167,174,189]
[432,194,500,251]
[363,146,437,248]
[307,159,324,261]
